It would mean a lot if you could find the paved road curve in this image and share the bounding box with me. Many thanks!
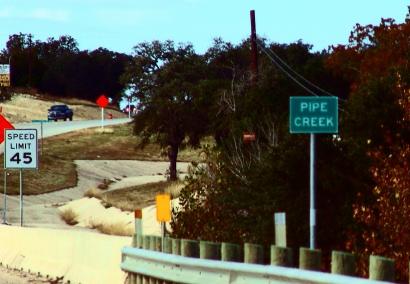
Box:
[17,118,132,138]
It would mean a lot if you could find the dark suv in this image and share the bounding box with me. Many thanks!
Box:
[48,104,73,121]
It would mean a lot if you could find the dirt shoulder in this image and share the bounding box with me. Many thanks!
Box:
[0,265,52,284]
[2,160,188,228]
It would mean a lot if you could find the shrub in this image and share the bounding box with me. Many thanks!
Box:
[60,208,78,225]
[83,188,103,199]
[88,219,133,236]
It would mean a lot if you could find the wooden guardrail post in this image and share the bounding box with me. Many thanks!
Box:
[155,236,162,252]
[181,239,200,258]
[331,251,355,276]
[130,209,143,284]
[299,247,322,271]
[270,246,293,267]
[148,236,161,284]
[172,238,181,255]
[163,237,172,254]
[221,242,242,262]
[200,241,221,260]
[244,243,264,264]
[369,255,395,282]
[142,235,151,284]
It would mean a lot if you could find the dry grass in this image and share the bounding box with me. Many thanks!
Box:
[83,188,103,199]
[95,128,114,134]
[59,208,78,225]
[164,181,184,199]
[88,219,133,236]
[102,180,180,212]
[0,123,207,195]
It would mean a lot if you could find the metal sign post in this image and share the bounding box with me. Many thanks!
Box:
[96,95,109,130]
[128,97,131,119]
[101,107,104,129]
[309,134,316,249]
[289,96,338,249]
[4,129,38,226]
[3,170,7,224]
[32,120,48,155]
[19,169,23,226]
[40,121,43,155]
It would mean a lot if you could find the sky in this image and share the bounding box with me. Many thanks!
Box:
[0,0,408,55]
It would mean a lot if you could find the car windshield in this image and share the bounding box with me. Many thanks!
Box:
[50,105,67,110]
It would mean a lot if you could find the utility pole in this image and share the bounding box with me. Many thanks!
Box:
[250,10,258,84]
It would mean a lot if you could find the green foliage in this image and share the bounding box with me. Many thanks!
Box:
[170,37,371,255]
[0,33,130,103]
[124,40,214,180]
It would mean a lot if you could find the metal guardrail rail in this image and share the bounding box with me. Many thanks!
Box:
[121,247,391,284]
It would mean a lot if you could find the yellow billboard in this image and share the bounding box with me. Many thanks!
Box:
[0,65,10,87]
[0,74,10,87]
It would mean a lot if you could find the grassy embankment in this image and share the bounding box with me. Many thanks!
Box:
[0,123,202,196]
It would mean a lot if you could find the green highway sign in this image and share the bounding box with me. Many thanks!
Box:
[289,96,338,133]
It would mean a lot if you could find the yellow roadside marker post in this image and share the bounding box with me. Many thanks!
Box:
[156,193,171,252]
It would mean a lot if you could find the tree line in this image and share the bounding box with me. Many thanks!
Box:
[0,33,131,104]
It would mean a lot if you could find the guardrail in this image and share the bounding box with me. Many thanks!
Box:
[121,236,393,284]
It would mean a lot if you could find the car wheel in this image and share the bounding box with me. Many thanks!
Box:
[54,119,57,122]
[69,116,73,121]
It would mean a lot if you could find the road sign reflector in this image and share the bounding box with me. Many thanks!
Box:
[135,209,142,219]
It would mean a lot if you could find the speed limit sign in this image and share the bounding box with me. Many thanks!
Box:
[4,129,38,169]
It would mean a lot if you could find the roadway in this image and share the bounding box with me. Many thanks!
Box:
[17,118,132,138]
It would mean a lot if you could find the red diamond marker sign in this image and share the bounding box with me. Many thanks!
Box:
[0,114,14,144]
[96,95,109,108]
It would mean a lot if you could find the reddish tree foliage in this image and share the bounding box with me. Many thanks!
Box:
[349,87,409,280]
[328,11,410,280]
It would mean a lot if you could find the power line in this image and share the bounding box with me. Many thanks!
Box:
[255,41,346,112]
[257,39,347,103]
[256,42,319,97]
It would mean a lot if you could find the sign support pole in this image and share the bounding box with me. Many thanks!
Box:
[309,133,316,249]
[3,170,7,224]
[19,169,23,227]
[101,107,104,129]
[40,121,43,155]
[128,98,131,119]
[161,222,165,252]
